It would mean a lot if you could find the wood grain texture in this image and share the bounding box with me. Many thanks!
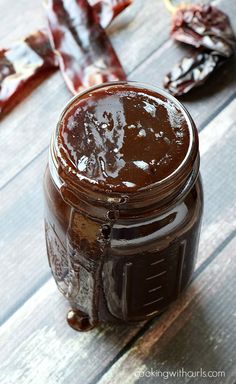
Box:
[0,73,69,187]
[0,0,236,382]
[0,0,46,44]
[0,0,209,70]
[0,0,215,188]
[0,149,50,324]
[0,280,144,384]
[197,99,236,268]
[130,0,236,129]
[1,97,236,324]
[0,99,236,383]
[98,236,236,384]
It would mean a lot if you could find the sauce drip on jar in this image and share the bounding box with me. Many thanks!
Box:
[45,82,202,330]
[58,84,190,192]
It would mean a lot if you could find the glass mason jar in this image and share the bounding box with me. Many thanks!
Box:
[44,81,203,331]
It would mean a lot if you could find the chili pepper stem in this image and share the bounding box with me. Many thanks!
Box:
[163,0,189,13]
[163,0,177,13]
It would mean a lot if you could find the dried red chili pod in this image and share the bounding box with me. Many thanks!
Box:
[0,0,130,116]
[164,50,223,96]
[44,0,126,95]
[171,4,236,58]
[91,0,132,28]
[163,1,236,96]
[0,30,57,116]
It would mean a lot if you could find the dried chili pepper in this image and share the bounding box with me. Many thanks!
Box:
[44,0,126,95]
[171,4,236,58]
[91,0,132,28]
[164,2,236,96]
[164,50,222,97]
[0,30,57,115]
[0,0,130,116]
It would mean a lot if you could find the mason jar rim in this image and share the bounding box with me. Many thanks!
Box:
[50,81,199,204]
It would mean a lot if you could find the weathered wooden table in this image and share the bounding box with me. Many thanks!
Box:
[1,0,236,383]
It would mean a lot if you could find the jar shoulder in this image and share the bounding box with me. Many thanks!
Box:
[44,163,203,251]
[110,176,203,250]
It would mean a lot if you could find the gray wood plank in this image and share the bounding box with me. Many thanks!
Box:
[0,100,236,384]
[1,202,236,384]
[0,74,69,187]
[130,0,236,129]
[0,0,46,45]
[98,236,236,384]
[1,99,235,324]
[0,0,215,188]
[0,0,172,184]
[0,149,50,324]
[197,99,236,264]
[108,0,212,75]
[0,280,144,384]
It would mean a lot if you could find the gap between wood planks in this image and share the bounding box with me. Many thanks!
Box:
[0,96,235,330]
[1,186,236,383]
[1,15,236,191]
[1,0,236,189]
[126,0,217,77]
[1,88,235,194]
[1,90,236,384]
[198,91,236,131]
[0,0,235,344]
[0,272,51,327]
[90,228,236,384]
[1,97,236,326]
[96,237,236,384]
[0,2,236,381]
[1,0,235,333]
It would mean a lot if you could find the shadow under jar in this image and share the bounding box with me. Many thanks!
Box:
[44,81,203,331]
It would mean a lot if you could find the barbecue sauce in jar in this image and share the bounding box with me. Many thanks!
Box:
[44,81,203,331]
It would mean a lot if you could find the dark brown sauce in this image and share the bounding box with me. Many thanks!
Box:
[67,309,95,332]
[58,84,190,192]
[44,82,203,331]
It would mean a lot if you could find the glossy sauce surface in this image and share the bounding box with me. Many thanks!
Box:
[45,83,203,330]
[58,84,190,192]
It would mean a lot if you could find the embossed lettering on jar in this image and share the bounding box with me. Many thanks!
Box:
[44,81,203,331]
